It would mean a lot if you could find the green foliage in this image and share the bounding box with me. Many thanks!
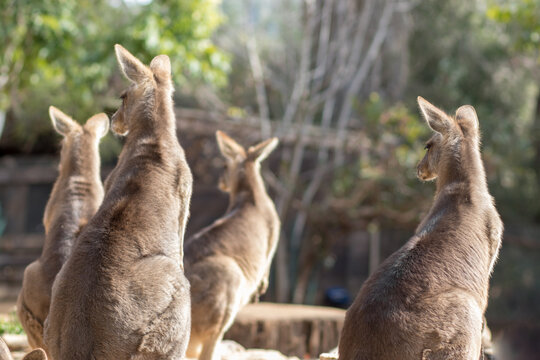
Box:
[0,0,229,158]
[0,312,24,335]
[126,0,230,87]
[487,0,540,53]
[408,0,540,221]
[331,94,432,224]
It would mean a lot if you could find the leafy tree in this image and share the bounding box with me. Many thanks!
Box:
[487,0,540,216]
[487,0,540,53]
[0,0,229,160]
[216,0,419,302]
[213,0,540,308]
[408,0,540,222]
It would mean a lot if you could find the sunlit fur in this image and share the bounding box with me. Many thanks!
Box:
[17,108,108,356]
[338,97,503,360]
[184,131,280,360]
[44,45,192,360]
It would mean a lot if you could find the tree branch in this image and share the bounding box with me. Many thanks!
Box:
[334,0,396,166]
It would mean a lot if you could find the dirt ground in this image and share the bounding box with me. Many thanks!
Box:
[0,301,307,360]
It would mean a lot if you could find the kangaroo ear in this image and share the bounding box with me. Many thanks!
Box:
[150,54,172,84]
[248,137,279,162]
[49,106,81,136]
[114,44,150,83]
[456,105,479,137]
[84,113,109,139]
[216,131,246,161]
[22,348,48,360]
[417,96,453,134]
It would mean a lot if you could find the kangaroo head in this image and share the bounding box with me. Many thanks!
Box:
[216,130,278,196]
[416,96,480,182]
[49,106,109,157]
[111,44,173,136]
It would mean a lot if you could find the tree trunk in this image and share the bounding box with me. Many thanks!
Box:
[533,94,540,193]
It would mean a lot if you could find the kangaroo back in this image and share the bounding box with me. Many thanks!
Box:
[185,131,280,360]
[338,97,502,360]
[44,45,192,360]
[17,107,108,351]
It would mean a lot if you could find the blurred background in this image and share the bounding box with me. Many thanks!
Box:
[0,0,539,359]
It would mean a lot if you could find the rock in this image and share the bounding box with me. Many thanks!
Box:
[235,349,300,360]
[319,347,338,360]
[220,340,247,356]
[186,340,300,360]
[220,340,299,360]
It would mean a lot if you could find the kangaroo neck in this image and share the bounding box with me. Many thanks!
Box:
[226,191,253,212]
[49,140,102,216]
[58,137,97,175]
[435,139,487,196]
[126,90,176,143]
[230,163,272,208]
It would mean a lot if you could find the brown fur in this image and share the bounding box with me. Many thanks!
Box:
[338,97,503,360]
[17,107,108,352]
[43,45,193,360]
[184,131,280,360]
[0,338,47,360]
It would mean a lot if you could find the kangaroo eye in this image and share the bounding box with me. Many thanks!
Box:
[120,92,127,100]
[424,144,432,150]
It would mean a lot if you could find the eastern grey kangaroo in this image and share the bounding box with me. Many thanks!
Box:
[17,107,108,351]
[44,45,193,360]
[185,131,280,360]
[338,97,503,360]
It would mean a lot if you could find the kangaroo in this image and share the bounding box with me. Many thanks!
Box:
[43,45,193,360]
[184,131,280,360]
[0,337,47,360]
[338,97,503,360]
[17,107,108,351]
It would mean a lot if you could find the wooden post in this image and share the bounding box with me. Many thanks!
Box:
[368,221,380,275]
[224,303,345,359]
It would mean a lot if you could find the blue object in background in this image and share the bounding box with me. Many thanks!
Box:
[324,287,351,309]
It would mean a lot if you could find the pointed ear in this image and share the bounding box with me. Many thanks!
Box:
[150,54,172,83]
[49,106,81,136]
[248,137,279,162]
[22,348,48,360]
[84,113,109,139]
[417,96,453,134]
[114,44,150,83]
[456,105,479,137]
[216,131,246,161]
